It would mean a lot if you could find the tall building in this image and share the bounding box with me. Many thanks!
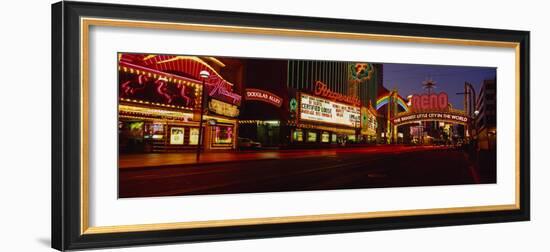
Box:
[475,79,497,150]
[287,60,350,95]
[286,60,381,107]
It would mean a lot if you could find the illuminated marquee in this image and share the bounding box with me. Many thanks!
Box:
[208,99,240,118]
[245,88,283,107]
[361,106,378,135]
[119,54,242,107]
[300,93,360,127]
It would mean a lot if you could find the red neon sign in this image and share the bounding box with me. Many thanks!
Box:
[154,77,192,106]
[314,81,361,106]
[205,74,242,106]
[411,92,449,111]
[245,88,283,107]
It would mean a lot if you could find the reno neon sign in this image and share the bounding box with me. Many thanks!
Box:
[410,92,449,111]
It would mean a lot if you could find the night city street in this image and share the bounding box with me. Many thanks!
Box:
[117,53,497,198]
[119,145,495,198]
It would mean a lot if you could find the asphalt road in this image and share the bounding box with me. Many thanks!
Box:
[119,146,495,198]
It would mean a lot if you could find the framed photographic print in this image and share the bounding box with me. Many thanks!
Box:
[52,1,530,250]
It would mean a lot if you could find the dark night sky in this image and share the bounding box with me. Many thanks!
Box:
[382,63,496,110]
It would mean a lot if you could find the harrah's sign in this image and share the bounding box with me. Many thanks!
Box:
[411,92,449,111]
[314,81,361,106]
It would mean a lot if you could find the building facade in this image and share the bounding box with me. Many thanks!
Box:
[475,79,497,150]
[238,59,382,147]
[118,53,242,153]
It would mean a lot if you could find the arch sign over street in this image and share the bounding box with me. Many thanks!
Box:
[392,111,470,126]
[391,92,471,126]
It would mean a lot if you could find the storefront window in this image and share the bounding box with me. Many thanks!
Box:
[119,121,146,153]
[307,132,317,142]
[214,125,233,144]
[293,129,303,142]
[189,128,199,145]
[144,122,164,139]
[119,122,144,139]
[170,127,185,145]
[348,134,356,142]
[321,132,330,143]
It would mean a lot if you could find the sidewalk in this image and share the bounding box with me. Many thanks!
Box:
[120,148,350,168]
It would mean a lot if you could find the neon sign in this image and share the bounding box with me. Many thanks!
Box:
[314,81,361,106]
[119,71,196,108]
[392,111,469,126]
[289,98,298,112]
[410,92,449,111]
[205,74,242,106]
[349,63,374,82]
[245,88,283,107]
[153,77,192,106]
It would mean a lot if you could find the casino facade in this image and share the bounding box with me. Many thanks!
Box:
[117,54,242,153]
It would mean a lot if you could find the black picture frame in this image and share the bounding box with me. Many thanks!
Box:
[52,1,530,251]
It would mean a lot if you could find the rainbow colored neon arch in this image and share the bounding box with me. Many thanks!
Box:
[376,95,409,111]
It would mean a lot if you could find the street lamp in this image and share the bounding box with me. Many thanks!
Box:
[354,117,361,143]
[471,109,481,159]
[196,70,210,162]
[473,110,480,138]
[472,110,479,137]
[457,82,477,142]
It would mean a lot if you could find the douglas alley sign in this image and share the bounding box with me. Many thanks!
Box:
[245,88,283,107]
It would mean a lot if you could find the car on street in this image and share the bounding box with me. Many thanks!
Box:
[238,137,262,149]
